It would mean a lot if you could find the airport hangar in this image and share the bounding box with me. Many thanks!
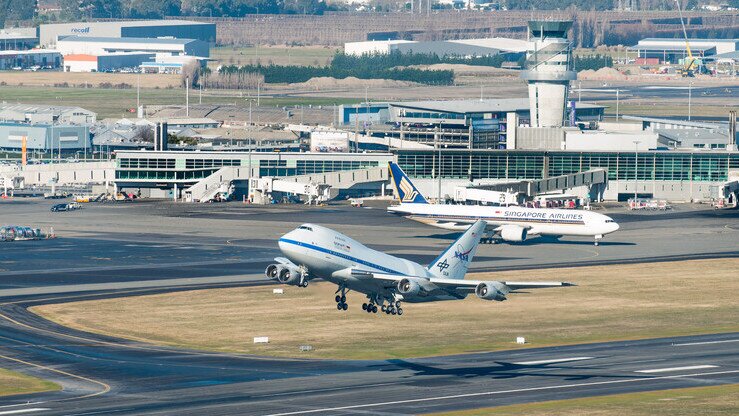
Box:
[38,20,216,47]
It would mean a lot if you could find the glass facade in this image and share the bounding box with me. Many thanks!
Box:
[115,154,384,182]
[397,150,739,182]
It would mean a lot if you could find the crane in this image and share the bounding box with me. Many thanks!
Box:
[675,0,697,77]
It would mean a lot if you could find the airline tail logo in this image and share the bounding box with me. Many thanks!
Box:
[453,243,473,262]
[399,177,419,203]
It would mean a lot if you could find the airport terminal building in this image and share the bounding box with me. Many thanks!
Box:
[110,148,739,202]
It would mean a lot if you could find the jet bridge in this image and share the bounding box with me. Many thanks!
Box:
[472,169,608,201]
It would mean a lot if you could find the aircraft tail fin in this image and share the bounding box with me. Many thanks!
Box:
[389,162,428,204]
[426,220,486,280]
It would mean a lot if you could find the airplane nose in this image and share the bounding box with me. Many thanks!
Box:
[609,222,620,233]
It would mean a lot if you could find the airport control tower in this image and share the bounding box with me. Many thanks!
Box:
[520,20,577,128]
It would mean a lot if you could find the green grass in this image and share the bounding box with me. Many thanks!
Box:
[0,368,59,397]
[0,86,361,119]
[605,103,735,118]
[429,384,739,416]
[31,260,739,359]
[210,45,340,68]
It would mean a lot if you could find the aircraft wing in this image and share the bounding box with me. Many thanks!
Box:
[428,277,575,292]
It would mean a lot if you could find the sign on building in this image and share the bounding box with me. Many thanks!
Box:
[310,131,349,153]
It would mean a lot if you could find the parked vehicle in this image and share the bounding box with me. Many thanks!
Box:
[51,203,69,212]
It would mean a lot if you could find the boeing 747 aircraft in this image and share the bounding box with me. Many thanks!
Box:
[266,220,573,316]
[387,162,619,245]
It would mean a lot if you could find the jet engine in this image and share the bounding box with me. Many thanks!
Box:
[277,266,302,286]
[397,278,422,296]
[265,264,280,280]
[500,225,527,242]
[475,281,509,301]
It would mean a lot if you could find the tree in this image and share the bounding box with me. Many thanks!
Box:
[126,0,181,18]
[83,0,124,18]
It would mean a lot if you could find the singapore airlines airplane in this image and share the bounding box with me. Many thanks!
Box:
[387,162,620,245]
[266,220,573,316]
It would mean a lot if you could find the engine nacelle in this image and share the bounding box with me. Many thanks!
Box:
[475,281,509,301]
[265,264,280,280]
[277,266,302,286]
[397,278,422,296]
[500,225,527,242]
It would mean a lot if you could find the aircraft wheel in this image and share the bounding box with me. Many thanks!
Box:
[372,305,378,313]
[342,303,348,311]
[362,303,367,311]
[337,303,343,310]
[335,295,341,303]
[391,308,397,315]
[397,308,403,316]
[381,305,386,312]
[395,301,401,308]
[341,295,347,303]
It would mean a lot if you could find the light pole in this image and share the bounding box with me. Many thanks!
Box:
[633,140,640,203]
[688,81,693,121]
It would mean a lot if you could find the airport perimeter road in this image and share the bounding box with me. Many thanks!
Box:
[1,199,737,298]
[0,296,737,416]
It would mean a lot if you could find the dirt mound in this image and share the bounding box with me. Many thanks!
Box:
[292,76,417,89]
[578,67,628,81]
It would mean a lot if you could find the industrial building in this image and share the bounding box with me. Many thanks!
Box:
[629,37,739,64]
[0,122,91,154]
[63,52,155,73]
[0,49,62,70]
[56,36,209,58]
[0,28,39,50]
[344,37,527,57]
[0,104,96,125]
[634,38,739,56]
[39,20,217,47]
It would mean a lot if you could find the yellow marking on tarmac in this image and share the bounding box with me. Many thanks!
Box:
[0,353,110,401]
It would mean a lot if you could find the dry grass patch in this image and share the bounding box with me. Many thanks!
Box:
[31,259,739,359]
[0,368,59,397]
[0,71,180,88]
[429,384,739,416]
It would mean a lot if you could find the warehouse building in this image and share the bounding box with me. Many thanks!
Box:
[56,36,209,58]
[0,28,39,50]
[0,104,96,125]
[635,38,739,55]
[345,37,527,57]
[63,52,155,72]
[0,122,91,154]
[39,20,216,47]
[0,49,62,70]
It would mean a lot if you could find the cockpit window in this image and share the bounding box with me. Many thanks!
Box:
[298,226,313,231]
[605,220,614,223]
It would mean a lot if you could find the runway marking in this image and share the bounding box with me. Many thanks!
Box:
[673,339,739,347]
[636,365,718,373]
[0,352,110,401]
[0,409,49,415]
[261,369,739,416]
[512,357,594,365]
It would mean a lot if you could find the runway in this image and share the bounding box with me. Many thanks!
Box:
[1,199,737,298]
[0,199,737,414]
[0,294,737,415]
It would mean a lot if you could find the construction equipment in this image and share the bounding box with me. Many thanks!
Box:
[675,0,697,77]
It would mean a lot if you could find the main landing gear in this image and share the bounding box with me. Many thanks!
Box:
[334,285,348,311]
[381,300,403,316]
[594,235,603,246]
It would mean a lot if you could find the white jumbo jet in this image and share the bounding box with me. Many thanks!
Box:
[266,220,573,316]
[387,162,620,245]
